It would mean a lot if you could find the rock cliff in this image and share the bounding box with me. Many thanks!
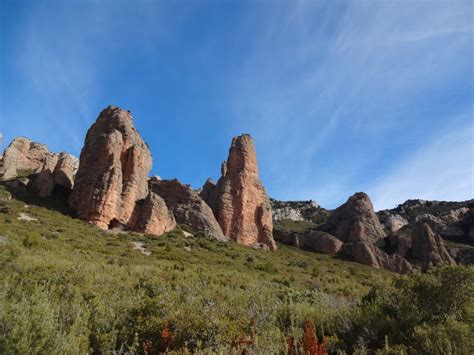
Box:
[69,106,153,229]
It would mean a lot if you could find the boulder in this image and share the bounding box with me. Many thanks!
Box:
[411,222,456,270]
[202,134,276,250]
[129,192,176,235]
[69,106,153,229]
[150,178,227,241]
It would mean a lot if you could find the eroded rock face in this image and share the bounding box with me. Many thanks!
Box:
[202,134,276,250]
[411,222,456,270]
[385,214,409,233]
[69,106,152,229]
[53,152,79,191]
[129,192,176,235]
[322,192,413,272]
[300,231,343,255]
[343,241,413,273]
[150,178,227,241]
[271,199,329,225]
[1,138,79,197]
[0,137,58,180]
[322,192,386,243]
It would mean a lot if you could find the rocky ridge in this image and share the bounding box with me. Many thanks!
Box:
[2,106,472,271]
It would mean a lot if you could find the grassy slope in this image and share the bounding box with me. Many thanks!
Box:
[0,185,392,353]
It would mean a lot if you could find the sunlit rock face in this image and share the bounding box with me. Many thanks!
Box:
[69,106,153,230]
[202,134,276,250]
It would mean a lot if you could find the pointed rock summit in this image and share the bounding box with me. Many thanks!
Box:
[202,134,276,250]
[69,106,155,229]
[324,192,412,273]
[323,192,385,243]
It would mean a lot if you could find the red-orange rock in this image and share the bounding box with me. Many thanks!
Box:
[202,134,276,250]
[129,192,176,235]
[69,106,152,229]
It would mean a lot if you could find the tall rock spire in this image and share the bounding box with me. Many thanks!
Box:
[69,106,173,232]
[202,134,276,250]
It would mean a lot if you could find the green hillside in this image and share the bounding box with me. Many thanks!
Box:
[0,185,472,354]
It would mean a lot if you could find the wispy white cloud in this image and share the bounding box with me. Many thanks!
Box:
[224,0,473,207]
[367,119,473,211]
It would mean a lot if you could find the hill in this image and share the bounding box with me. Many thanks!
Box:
[1,185,473,354]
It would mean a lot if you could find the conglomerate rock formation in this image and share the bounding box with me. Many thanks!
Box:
[128,191,176,235]
[322,192,413,273]
[69,106,154,230]
[3,105,469,268]
[0,137,58,180]
[0,137,79,196]
[322,192,386,244]
[150,178,227,241]
[202,134,276,250]
[411,222,456,270]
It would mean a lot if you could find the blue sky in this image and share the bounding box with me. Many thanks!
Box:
[0,0,472,210]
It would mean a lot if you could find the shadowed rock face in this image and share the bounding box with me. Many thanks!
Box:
[323,192,412,273]
[150,178,227,241]
[128,192,176,235]
[69,106,152,229]
[411,222,456,270]
[53,152,79,191]
[202,134,276,250]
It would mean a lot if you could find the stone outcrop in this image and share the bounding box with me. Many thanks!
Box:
[385,214,409,233]
[30,170,55,197]
[29,152,79,197]
[322,192,386,243]
[69,106,153,229]
[199,178,216,202]
[129,192,176,235]
[274,229,342,255]
[0,137,57,179]
[271,199,329,225]
[202,134,276,250]
[53,152,79,191]
[0,137,79,196]
[411,222,456,270]
[342,241,413,273]
[322,192,412,272]
[150,178,227,241]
